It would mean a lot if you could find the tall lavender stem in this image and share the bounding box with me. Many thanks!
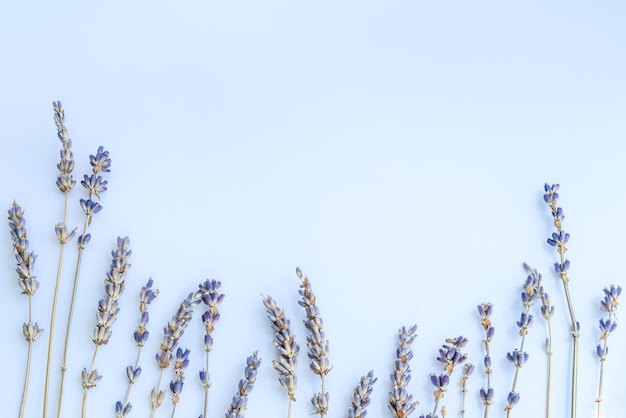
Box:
[198,280,224,418]
[81,237,132,418]
[9,202,44,418]
[544,183,579,418]
[44,100,77,418]
[57,146,111,418]
[116,278,159,418]
[595,285,621,418]
[477,303,494,418]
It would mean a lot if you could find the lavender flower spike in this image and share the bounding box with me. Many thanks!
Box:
[81,237,132,418]
[595,284,621,418]
[388,325,419,418]
[9,202,43,418]
[297,268,331,417]
[225,351,262,418]
[263,294,299,416]
[543,182,579,418]
[348,371,377,418]
[116,278,159,418]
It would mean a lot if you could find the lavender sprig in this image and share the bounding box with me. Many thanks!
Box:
[505,269,540,417]
[57,145,111,418]
[198,279,225,418]
[388,325,418,418]
[430,336,468,416]
[459,363,474,418]
[526,262,555,418]
[44,101,78,418]
[170,347,191,418]
[116,278,159,418]
[348,371,377,418]
[544,183,579,418]
[595,285,621,418]
[151,290,201,418]
[225,351,262,418]
[9,202,43,418]
[263,295,299,418]
[477,303,494,418]
[297,267,331,417]
[82,237,132,418]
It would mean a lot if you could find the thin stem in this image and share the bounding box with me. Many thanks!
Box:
[171,403,177,418]
[562,273,578,418]
[432,398,440,417]
[545,321,553,418]
[150,369,165,418]
[19,294,35,418]
[203,351,210,418]
[320,374,326,418]
[44,191,69,418]
[596,339,608,418]
[121,348,143,410]
[57,215,91,418]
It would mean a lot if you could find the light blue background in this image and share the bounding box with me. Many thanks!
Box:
[2,2,626,417]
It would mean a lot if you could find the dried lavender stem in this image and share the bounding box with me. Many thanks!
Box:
[57,215,90,418]
[19,294,35,418]
[203,353,210,418]
[151,369,165,418]
[43,193,68,418]
[81,345,100,418]
[321,375,327,418]
[596,339,607,418]
[545,322,553,418]
[121,349,143,410]
[561,252,579,418]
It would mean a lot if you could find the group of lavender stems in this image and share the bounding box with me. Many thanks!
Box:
[9,106,625,418]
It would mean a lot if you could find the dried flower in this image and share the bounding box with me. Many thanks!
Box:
[297,267,331,416]
[263,294,299,415]
[388,325,419,418]
[225,351,262,418]
[116,278,159,417]
[348,371,377,418]
[53,101,76,193]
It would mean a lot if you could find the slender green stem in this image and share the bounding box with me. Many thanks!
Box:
[561,268,578,418]
[432,398,441,417]
[44,191,69,418]
[57,215,91,418]
[171,403,177,418]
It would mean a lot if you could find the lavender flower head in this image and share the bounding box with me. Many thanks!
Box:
[263,295,299,401]
[135,278,159,346]
[8,202,41,300]
[436,336,468,375]
[348,371,377,418]
[92,237,132,346]
[170,347,191,405]
[53,101,76,193]
[388,325,418,418]
[225,351,262,418]
[297,267,331,416]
